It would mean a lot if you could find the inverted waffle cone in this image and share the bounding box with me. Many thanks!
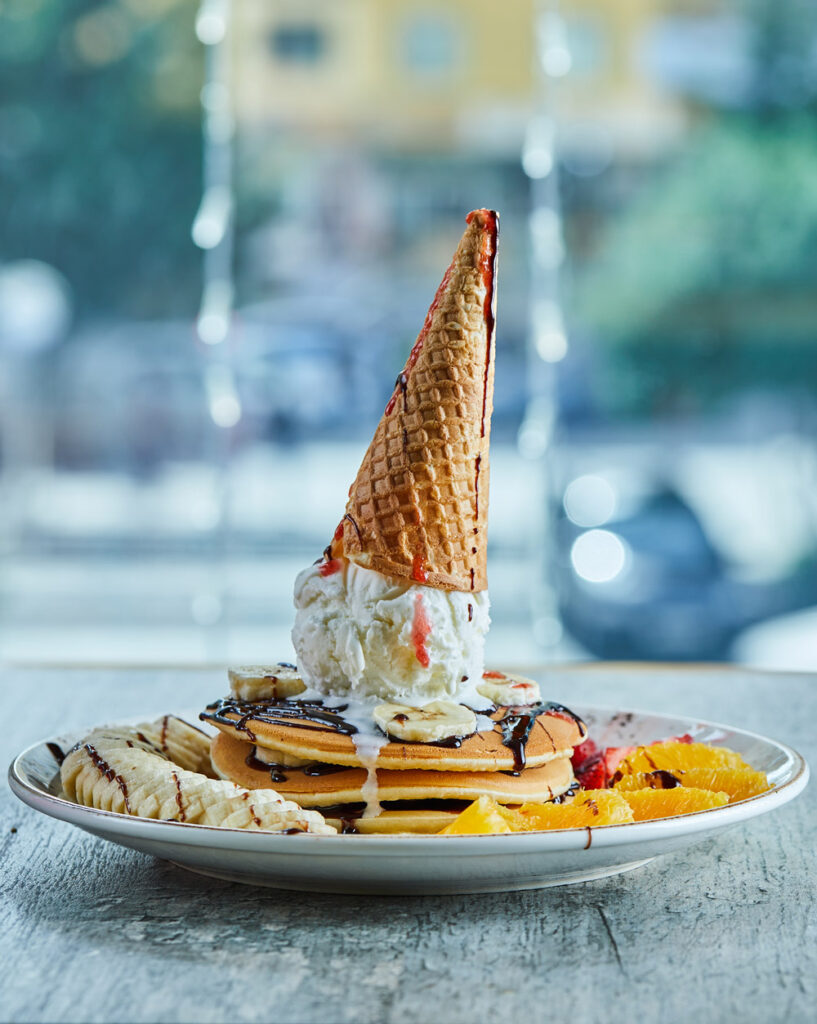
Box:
[340,209,499,592]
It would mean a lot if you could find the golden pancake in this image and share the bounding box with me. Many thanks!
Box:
[201,697,585,773]
[211,731,575,805]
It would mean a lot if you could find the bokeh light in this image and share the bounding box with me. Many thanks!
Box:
[570,529,629,584]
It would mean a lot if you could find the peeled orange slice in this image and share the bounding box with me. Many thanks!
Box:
[614,767,768,803]
[439,791,634,834]
[614,741,747,777]
[501,791,634,830]
[621,787,729,821]
[439,795,512,835]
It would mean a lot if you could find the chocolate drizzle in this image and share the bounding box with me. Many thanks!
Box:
[551,782,579,804]
[134,730,166,758]
[343,513,362,544]
[84,744,131,813]
[171,770,186,822]
[396,372,408,411]
[496,701,586,772]
[643,769,682,789]
[201,697,358,740]
[321,798,473,818]
[159,715,170,753]
[46,742,66,766]
[205,694,583,782]
[425,735,464,749]
[302,763,351,777]
[498,710,538,773]
[245,748,288,783]
[541,702,588,738]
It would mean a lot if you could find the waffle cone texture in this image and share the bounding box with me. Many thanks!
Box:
[339,209,498,592]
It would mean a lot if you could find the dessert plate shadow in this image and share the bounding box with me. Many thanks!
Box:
[9,705,808,895]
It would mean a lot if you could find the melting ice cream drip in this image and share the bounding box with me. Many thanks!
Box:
[296,689,385,819]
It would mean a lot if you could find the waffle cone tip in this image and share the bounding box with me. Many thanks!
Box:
[331,210,499,593]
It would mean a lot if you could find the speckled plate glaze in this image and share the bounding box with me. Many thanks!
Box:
[9,705,808,895]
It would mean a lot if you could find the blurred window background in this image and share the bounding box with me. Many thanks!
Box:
[1,0,817,669]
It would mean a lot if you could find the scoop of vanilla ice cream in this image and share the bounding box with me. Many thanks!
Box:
[292,559,490,704]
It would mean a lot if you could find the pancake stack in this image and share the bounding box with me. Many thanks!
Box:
[203,665,586,833]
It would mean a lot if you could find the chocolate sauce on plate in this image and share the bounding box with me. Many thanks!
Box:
[46,742,66,766]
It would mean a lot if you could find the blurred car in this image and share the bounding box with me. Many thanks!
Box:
[553,474,817,661]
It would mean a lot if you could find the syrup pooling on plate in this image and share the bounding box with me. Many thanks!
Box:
[46,742,66,766]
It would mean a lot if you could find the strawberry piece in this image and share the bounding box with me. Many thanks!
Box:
[576,732,695,791]
[603,745,637,777]
[663,733,693,745]
[570,737,598,770]
[576,758,607,790]
[604,733,695,780]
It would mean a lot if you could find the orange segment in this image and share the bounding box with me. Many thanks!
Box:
[499,791,634,830]
[621,787,729,821]
[613,770,684,791]
[439,795,512,835]
[614,767,769,803]
[614,741,748,777]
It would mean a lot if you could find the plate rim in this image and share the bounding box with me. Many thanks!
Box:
[8,702,810,855]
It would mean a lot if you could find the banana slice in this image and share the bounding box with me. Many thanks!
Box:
[477,671,541,707]
[61,719,335,834]
[228,664,306,701]
[251,744,313,769]
[135,714,215,776]
[374,701,477,743]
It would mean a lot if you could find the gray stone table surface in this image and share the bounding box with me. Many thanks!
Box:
[2,663,814,1024]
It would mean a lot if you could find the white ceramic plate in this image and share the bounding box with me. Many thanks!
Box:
[9,705,808,895]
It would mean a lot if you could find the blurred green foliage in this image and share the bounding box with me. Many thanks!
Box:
[577,117,817,415]
[0,0,202,319]
[575,0,817,418]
